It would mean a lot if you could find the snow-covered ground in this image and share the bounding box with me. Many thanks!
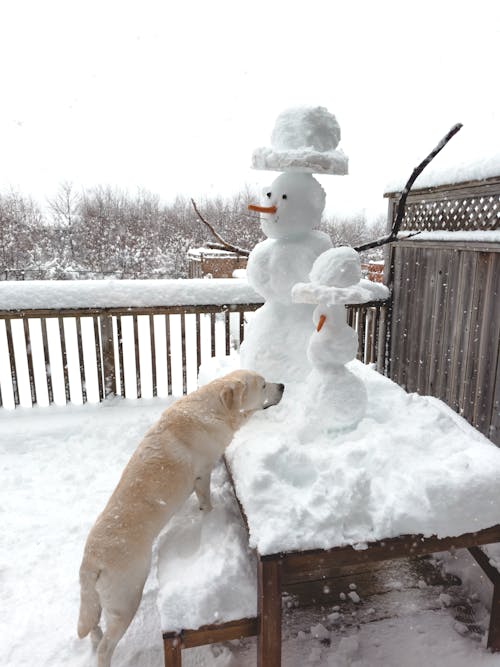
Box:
[2,391,500,666]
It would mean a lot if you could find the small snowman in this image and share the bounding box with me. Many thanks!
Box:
[292,247,389,437]
[240,106,348,382]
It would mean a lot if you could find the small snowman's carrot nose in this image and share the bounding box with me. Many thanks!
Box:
[317,314,326,332]
[248,204,277,214]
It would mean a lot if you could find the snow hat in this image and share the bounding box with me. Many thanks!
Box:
[251,106,348,175]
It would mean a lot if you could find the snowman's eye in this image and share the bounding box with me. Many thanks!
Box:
[282,194,287,199]
[266,192,272,198]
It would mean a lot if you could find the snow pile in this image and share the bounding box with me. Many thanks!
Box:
[156,464,256,632]
[226,362,500,555]
[385,125,500,192]
[0,278,262,310]
[252,106,348,175]
[2,389,500,666]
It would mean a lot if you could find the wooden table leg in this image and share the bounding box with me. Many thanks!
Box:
[469,546,500,651]
[257,557,282,667]
[163,634,182,667]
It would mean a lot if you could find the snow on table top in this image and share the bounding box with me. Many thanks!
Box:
[226,362,500,556]
[156,463,256,632]
[0,278,262,311]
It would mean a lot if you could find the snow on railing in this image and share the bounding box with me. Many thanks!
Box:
[0,279,388,409]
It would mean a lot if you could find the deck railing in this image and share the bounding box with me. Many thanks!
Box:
[0,280,388,409]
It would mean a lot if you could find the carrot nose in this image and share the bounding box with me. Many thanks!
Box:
[248,204,277,214]
[316,314,326,332]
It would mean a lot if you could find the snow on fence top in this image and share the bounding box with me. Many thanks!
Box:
[0,278,263,311]
[385,126,500,193]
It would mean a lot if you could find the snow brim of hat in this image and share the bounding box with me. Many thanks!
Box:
[292,279,389,305]
[251,146,348,175]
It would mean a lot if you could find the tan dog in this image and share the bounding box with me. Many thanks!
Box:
[77,369,284,667]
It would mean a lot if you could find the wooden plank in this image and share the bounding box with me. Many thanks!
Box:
[426,248,451,396]
[388,245,405,385]
[163,635,182,667]
[414,247,437,394]
[180,313,187,395]
[210,313,216,357]
[75,316,87,403]
[93,316,104,402]
[0,302,264,320]
[469,547,500,651]
[447,250,477,413]
[165,314,172,396]
[258,557,282,667]
[133,315,141,399]
[101,314,116,399]
[356,306,366,362]
[224,309,231,356]
[58,317,70,403]
[41,318,54,404]
[5,319,20,406]
[279,524,500,585]
[181,617,258,648]
[23,318,37,406]
[150,314,157,398]
[195,313,201,373]
[239,311,245,346]
[472,253,500,442]
[116,316,125,397]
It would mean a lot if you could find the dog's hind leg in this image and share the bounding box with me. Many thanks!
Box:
[96,602,140,667]
[194,470,213,511]
[95,562,149,667]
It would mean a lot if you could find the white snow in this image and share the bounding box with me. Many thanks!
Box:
[226,361,500,555]
[385,126,500,192]
[398,230,500,243]
[156,464,257,632]
[0,278,262,311]
[252,106,348,175]
[2,393,500,667]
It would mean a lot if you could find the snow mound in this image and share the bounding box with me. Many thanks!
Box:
[252,105,348,175]
[156,464,256,632]
[226,362,500,555]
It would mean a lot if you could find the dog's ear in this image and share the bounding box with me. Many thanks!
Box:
[220,380,246,411]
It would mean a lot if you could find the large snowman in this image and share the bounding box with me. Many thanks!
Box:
[240,106,348,382]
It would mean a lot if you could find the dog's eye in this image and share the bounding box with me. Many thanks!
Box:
[266,192,272,198]
[282,194,287,199]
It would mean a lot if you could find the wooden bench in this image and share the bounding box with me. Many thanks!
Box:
[253,525,500,666]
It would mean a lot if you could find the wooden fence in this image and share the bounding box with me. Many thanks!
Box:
[0,296,387,409]
[384,176,500,445]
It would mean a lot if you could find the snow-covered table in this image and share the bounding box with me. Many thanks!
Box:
[224,362,500,666]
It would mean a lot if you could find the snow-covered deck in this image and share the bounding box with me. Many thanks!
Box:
[3,362,500,666]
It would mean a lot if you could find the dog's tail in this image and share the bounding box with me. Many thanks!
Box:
[77,559,102,639]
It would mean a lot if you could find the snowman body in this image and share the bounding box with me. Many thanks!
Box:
[293,246,389,438]
[240,172,332,382]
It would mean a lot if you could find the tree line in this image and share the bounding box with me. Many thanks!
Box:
[0,183,385,280]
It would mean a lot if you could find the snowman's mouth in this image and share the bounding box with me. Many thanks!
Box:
[248,204,277,215]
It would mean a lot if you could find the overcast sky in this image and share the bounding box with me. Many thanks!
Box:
[1,0,499,219]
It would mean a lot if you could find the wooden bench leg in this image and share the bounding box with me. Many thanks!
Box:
[468,546,500,651]
[488,583,500,651]
[163,634,182,667]
[257,557,282,667]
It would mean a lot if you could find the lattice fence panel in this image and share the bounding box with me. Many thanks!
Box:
[399,193,500,232]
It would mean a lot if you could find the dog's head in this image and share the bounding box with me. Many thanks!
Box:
[220,369,284,414]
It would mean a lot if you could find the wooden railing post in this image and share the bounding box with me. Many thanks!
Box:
[100,313,116,399]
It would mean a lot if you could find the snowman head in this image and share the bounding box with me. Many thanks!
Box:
[249,172,326,239]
